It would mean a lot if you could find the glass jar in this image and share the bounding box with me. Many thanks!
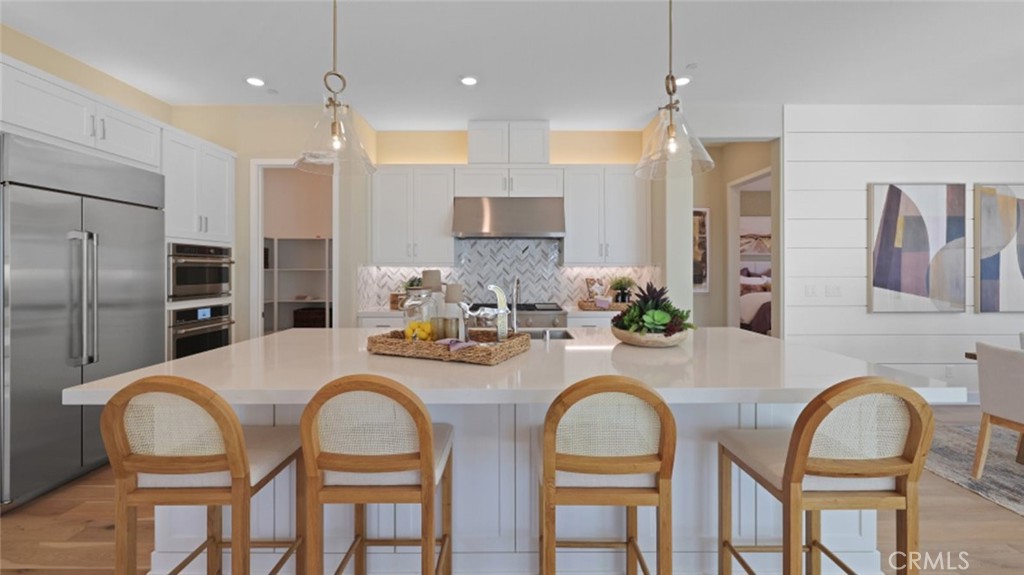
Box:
[402,287,436,341]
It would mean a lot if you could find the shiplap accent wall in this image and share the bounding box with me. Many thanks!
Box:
[783,105,1024,394]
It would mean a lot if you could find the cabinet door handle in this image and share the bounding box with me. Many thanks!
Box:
[99,118,107,140]
[198,214,203,232]
[502,177,507,192]
[90,115,97,137]
[413,243,418,257]
[203,216,208,233]
[509,176,514,192]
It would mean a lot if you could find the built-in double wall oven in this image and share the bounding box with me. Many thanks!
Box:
[168,304,233,359]
[168,243,232,301]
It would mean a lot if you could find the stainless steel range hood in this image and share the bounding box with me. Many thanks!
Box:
[452,197,565,239]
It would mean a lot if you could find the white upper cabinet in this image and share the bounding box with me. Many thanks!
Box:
[507,121,550,163]
[93,104,162,167]
[508,168,563,197]
[372,166,454,265]
[455,167,563,197]
[454,167,507,197]
[162,130,235,244]
[468,120,549,164]
[1,63,161,169]
[467,121,509,164]
[563,166,649,266]
[563,168,605,264]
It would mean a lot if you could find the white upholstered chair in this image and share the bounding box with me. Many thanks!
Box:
[300,374,453,575]
[718,377,934,575]
[539,375,677,575]
[972,343,1024,479]
[100,376,304,575]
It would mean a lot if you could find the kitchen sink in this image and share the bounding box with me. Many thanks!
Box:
[525,329,574,340]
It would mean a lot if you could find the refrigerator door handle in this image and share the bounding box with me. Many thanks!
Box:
[2,188,9,503]
[66,231,89,367]
[88,232,99,365]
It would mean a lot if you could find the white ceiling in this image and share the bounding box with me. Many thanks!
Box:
[3,1,1022,130]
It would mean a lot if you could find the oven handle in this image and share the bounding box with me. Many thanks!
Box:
[172,319,235,337]
[170,256,235,265]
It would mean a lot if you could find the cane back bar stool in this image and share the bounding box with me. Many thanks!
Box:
[300,374,454,575]
[539,375,677,575]
[100,376,305,575]
[717,377,934,575]
[972,343,1024,479]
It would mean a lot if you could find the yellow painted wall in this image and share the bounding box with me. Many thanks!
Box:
[376,130,641,165]
[0,25,173,123]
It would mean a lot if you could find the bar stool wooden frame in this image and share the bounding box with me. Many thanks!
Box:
[100,376,304,575]
[718,377,935,575]
[540,375,677,575]
[300,374,453,575]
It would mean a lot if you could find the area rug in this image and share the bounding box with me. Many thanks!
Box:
[925,424,1024,516]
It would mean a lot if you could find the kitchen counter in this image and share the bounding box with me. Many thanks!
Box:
[64,328,963,575]
[63,327,964,406]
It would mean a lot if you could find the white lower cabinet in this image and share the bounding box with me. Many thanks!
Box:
[563,166,650,266]
[357,316,404,329]
[372,166,454,265]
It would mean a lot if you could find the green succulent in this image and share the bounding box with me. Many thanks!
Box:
[611,282,696,337]
[404,276,423,290]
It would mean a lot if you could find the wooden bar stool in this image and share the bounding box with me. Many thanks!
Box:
[539,375,677,575]
[100,375,305,575]
[717,376,935,575]
[300,374,454,575]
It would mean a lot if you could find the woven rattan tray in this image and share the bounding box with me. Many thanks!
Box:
[577,300,630,312]
[366,330,531,366]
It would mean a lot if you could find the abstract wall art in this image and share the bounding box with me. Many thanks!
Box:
[693,209,709,293]
[977,184,1024,312]
[869,183,966,313]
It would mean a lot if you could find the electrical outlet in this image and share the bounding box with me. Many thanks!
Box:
[825,285,842,298]
[945,365,955,382]
[804,285,818,298]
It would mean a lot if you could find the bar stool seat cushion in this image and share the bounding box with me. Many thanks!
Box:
[718,428,896,492]
[324,423,454,486]
[138,426,301,489]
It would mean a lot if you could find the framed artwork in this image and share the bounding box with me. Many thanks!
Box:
[739,216,772,256]
[977,184,1024,312]
[693,208,709,293]
[868,183,966,312]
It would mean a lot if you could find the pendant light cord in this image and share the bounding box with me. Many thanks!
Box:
[668,0,673,77]
[333,0,338,74]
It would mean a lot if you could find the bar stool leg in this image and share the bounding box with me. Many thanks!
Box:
[806,510,821,575]
[538,483,545,575]
[782,487,802,575]
[718,447,733,575]
[896,479,920,575]
[114,483,137,575]
[306,476,324,575]
[421,488,436,575]
[656,480,672,575]
[355,504,367,575]
[231,480,251,575]
[295,458,308,575]
[626,506,638,575]
[206,506,223,575]
[542,485,556,575]
[442,453,453,575]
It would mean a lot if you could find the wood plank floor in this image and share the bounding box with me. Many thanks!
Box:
[1,406,1020,574]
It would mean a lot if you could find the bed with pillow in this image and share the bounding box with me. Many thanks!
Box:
[739,267,772,335]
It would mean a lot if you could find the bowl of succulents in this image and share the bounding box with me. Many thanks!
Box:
[610,282,696,348]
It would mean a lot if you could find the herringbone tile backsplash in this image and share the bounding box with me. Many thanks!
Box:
[358,239,660,308]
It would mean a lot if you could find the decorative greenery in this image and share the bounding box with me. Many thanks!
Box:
[404,276,423,290]
[609,276,635,292]
[612,282,695,337]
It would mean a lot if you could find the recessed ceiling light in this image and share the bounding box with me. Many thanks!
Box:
[460,76,478,87]
[245,77,266,87]
[675,76,692,87]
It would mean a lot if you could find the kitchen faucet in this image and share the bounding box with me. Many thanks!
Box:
[511,277,521,333]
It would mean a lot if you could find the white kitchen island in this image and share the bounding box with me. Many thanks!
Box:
[64,327,965,575]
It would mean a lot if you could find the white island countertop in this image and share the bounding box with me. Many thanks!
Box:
[63,327,966,406]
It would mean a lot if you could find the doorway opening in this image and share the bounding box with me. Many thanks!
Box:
[726,167,775,336]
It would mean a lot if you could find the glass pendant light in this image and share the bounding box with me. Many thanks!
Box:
[296,0,375,176]
[634,0,713,180]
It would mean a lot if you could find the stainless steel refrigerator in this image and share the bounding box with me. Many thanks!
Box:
[0,134,165,508]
